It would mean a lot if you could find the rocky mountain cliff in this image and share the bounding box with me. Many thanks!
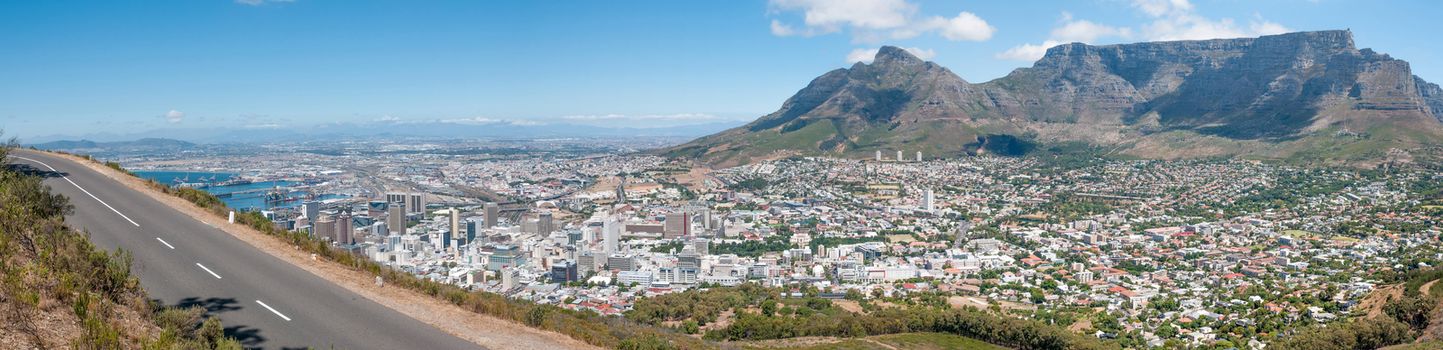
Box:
[668,30,1443,167]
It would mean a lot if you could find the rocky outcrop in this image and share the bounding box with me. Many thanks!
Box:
[670,30,1443,165]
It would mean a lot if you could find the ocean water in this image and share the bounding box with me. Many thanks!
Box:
[133,171,342,211]
[131,171,234,184]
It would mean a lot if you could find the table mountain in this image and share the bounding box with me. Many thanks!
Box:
[667,30,1443,167]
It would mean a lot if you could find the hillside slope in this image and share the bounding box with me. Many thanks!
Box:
[667,30,1443,167]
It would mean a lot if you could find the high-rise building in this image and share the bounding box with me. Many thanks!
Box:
[408,193,425,215]
[465,219,478,245]
[550,261,577,283]
[336,211,354,245]
[446,208,460,250]
[924,188,935,213]
[484,202,499,228]
[663,212,689,239]
[916,151,923,162]
[500,268,516,291]
[387,201,406,235]
[896,150,903,162]
[314,214,336,242]
[603,214,620,254]
[302,200,321,220]
[875,150,882,161]
[488,245,524,271]
[386,192,408,207]
[538,211,554,235]
[607,254,635,271]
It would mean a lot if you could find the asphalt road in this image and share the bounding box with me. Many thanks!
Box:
[8,149,480,350]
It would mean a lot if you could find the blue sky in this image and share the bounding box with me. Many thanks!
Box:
[2,0,1441,139]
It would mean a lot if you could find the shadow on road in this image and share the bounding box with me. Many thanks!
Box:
[224,325,267,348]
[156,297,276,348]
[5,163,67,178]
[173,296,245,316]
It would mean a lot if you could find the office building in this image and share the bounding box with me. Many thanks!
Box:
[538,211,553,235]
[385,192,407,207]
[336,211,354,245]
[302,200,320,220]
[577,251,597,276]
[465,219,479,246]
[603,215,620,254]
[484,202,499,228]
[446,208,460,250]
[488,245,524,271]
[616,271,652,286]
[550,261,577,283]
[387,201,406,235]
[607,254,635,271]
[408,193,425,215]
[314,214,336,242]
[924,188,935,213]
[663,212,689,239]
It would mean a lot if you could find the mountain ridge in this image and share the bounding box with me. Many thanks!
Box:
[667,30,1443,167]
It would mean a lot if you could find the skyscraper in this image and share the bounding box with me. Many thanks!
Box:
[408,193,425,215]
[302,200,320,220]
[484,202,499,228]
[875,150,882,162]
[465,219,478,245]
[337,211,354,245]
[315,214,336,242]
[924,188,935,213]
[896,150,902,162]
[386,192,408,208]
[446,208,460,250]
[916,151,923,162]
[538,211,553,235]
[603,214,620,254]
[663,212,689,239]
[387,201,406,235]
[550,261,577,283]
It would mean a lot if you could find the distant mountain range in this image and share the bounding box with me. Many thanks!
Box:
[667,30,1443,167]
[30,138,197,152]
[24,120,745,145]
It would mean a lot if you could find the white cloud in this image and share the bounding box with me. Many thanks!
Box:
[1050,14,1131,43]
[1132,0,1192,17]
[997,2,1289,61]
[1131,0,1289,41]
[846,46,935,64]
[164,110,185,124]
[768,0,993,42]
[996,40,1063,61]
[926,12,995,41]
[770,20,799,36]
[236,0,294,6]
